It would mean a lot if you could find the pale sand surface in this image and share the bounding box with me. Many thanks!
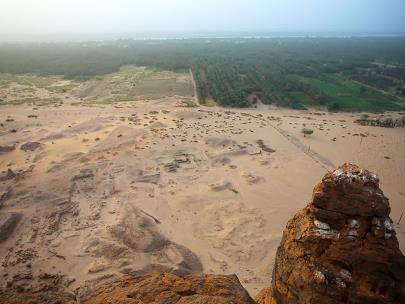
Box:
[1,73,405,296]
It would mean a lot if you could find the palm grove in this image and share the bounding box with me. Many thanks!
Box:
[0,37,405,112]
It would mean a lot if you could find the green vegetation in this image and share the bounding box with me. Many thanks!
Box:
[302,128,314,137]
[0,37,405,111]
[355,116,405,128]
[180,98,199,107]
[299,75,402,112]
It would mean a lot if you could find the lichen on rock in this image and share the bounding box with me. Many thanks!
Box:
[312,163,390,217]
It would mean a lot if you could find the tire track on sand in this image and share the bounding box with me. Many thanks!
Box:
[269,123,335,171]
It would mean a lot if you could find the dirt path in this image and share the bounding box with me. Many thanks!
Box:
[269,122,335,170]
[190,69,200,106]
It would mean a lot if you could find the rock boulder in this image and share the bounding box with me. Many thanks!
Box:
[256,163,405,304]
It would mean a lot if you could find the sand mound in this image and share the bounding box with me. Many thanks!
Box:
[148,121,167,129]
[241,171,265,184]
[108,206,169,253]
[91,126,146,152]
[205,137,238,149]
[209,180,232,191]
[42,117,111,141]
[81,203,203,277]
[194,200,268,263]
[210,155,231,167]
[174,111,204,120]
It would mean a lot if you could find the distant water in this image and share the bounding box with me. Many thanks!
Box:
[2,31,405,43]
[137,32,405,39]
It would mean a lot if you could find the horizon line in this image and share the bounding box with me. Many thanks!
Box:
[2,31,405,44]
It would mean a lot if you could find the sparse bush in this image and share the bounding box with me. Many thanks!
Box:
[328,102,341,112]
[182,99,198,107]
[302,128,314,137]
[381,118,394,128]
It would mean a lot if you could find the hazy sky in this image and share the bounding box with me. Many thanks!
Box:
[1,0,405,41]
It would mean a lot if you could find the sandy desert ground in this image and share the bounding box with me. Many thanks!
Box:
[0,68,404,296]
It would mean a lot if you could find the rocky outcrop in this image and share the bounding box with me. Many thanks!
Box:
[256,163,405,304]
[78,273,256,304]
[0,168,16,181]
[0,212,22,243]
[0,273,255,304]
[0,144,15,153]
[20,141,43,152]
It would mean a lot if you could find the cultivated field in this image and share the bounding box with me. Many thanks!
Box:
[0,66,195,106]
[299,75,403,112]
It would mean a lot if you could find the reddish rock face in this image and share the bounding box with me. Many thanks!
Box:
[312,163,390,217]
[0,273,256,304]
[256,163,405,304]
[77,273,256,304]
